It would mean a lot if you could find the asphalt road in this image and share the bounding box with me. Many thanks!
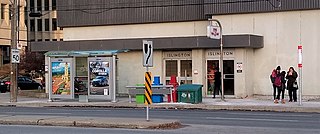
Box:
[0,107,319,134]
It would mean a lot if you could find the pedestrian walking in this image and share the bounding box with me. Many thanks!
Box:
[286,67,298,102]
[270,66,283,103]
[213,67,221,98]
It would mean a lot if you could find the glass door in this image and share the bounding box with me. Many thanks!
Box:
[180,60,192,84]
[223,60,234,95]
[165,60,192,85]
[165,60,178,84]
[206,60,234,96]
[207,60,219,96]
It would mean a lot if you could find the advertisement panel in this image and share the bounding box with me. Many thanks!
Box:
[51,62,71,95]
[89,61,110,95]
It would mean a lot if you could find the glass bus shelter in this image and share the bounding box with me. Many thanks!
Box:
[45,50,124,102]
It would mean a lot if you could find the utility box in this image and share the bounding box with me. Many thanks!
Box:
[177,84,203,104]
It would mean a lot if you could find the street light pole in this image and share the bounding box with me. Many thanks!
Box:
[10,0,18,102]
[208,18,224,101]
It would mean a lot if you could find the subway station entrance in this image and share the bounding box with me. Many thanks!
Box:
[206,49,235,97]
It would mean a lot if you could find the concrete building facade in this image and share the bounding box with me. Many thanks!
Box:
[0,0,27,66]
[25,0,62,43]
[31,0,320,98]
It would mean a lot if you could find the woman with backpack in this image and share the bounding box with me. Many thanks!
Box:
[270,66,283,103]
[278,71,287,104]
[286,67,298,102]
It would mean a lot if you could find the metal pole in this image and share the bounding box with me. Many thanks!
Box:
[10,0,18,102]
[209,19,224,101]
[112,55,116,103]
[219,23,224,101]
[299,68,302,106]
[297,45,302,105]
[146,67,149,121]
[48,57,52,102]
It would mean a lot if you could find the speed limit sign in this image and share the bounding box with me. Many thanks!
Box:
[11,49,20,63]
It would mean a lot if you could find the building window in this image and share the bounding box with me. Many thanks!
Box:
[30,0,35,10]
[52,0,56,10]
[60,39,63,41]
[52,18,57,31]
[37,19,42,31]
[37,0,41,11]
[165,60,178,77]
[52,39,57,41]
[1,4,5,19]
[44,0,49,11]
[45,39,50,41]
[30,19,35,31]
[38,39,42,41]
[9,5,11,20]
[45,19,49,31]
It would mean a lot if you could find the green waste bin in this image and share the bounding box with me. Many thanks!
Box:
[135,84,145,104]
[177,84,203,104]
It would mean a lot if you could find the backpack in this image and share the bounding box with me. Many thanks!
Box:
[274,76,282,87]
[270,70,276,83]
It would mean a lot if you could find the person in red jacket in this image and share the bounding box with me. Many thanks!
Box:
[270,66,283,103]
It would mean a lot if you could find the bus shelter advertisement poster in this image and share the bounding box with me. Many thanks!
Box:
[52,62,71,95]
[89,61,109,95]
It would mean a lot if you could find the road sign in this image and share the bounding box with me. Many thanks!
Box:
[11,49,20,63]
[143,40,153,67]
[144,72,152,105]
[298,45,302,68]
[207,25,221,39]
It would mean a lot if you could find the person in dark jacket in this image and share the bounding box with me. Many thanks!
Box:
[270,66,282,103]
[286,67,298,102]
[277,71,286,104]
[213,67,221,98]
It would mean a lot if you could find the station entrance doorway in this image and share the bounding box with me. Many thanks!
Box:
[206,60,234,97]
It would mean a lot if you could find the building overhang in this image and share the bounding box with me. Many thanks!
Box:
[44,50,129,57]
[30,34,263,52]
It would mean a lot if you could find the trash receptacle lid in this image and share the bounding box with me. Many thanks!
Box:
[177,84,203,91]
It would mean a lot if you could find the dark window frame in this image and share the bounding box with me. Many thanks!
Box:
[1,4,5,19]
[52,0,56,10]
[45,19,49,31]
[52,18,57,31]
[30,19,35,31]
[37,19,42,31]
[44,0,49,11]
[37,0,41,11]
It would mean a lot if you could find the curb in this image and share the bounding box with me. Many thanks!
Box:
[0,115,181,129]
[1,102,319,113]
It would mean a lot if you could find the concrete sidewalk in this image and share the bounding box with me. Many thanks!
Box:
[0,92,319,113]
